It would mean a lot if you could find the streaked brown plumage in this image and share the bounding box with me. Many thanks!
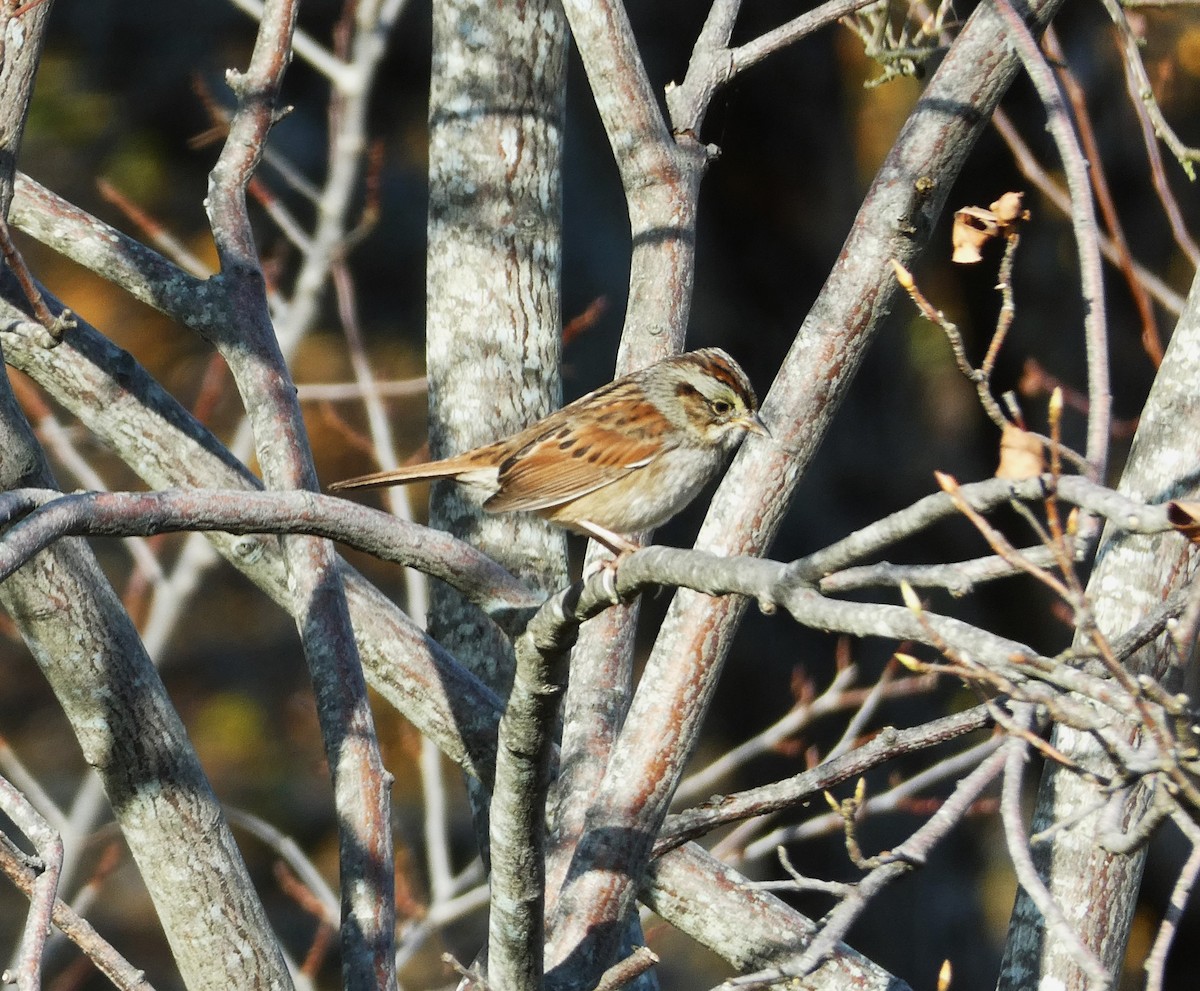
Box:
[329,348,767,553]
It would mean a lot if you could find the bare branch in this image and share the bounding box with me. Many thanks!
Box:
[0,773,61,991]
[992,0,1110,483]
[999,723,1110,986]
[659,705,995,853]
[202,4,399,983]
[0,832,155,991]
[721,742,1008,989]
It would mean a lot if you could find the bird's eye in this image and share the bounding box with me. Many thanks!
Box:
[710,399,733,416]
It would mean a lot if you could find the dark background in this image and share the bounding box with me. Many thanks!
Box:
[2,0,1199,988]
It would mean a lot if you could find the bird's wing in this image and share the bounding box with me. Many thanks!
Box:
[483,425,660,513]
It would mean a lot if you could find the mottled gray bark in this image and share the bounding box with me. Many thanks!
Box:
[997,241,1200,991]
[426,0,570,693]
[425,3,569,984]
[545,0,1067,983]
[0,7,292,987]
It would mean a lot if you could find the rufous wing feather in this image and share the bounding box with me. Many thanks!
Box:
[483,426,663,513]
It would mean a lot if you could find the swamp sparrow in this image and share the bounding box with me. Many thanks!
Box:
[329,348,767,554]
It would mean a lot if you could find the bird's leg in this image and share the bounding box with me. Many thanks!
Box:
[574,520,642,602]
[573,519,640,557]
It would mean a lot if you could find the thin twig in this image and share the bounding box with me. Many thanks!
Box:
[226,807,339,925]
[0,775,61,991]
[0,833,154,991]
[295,377,428,402]
[660,705,994,854]
[719,742,1008,989]
[740,735,1003,861]
[1100,0,1200,178]
[1144,810,1200,991]
[1110,27,1200,267]
[1044,27,1163,365]
[991,109,1187,314]
[998,717,1111,987]
[993,0,1111,485]
[591,945,660,991]
[0,214,70,342]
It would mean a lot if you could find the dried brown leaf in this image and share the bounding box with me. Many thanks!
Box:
[951,192,1028,263]
[1167,501,1200,544]
[995,422,1044,479]
[989,191,1029,224]
[952,206,998,264]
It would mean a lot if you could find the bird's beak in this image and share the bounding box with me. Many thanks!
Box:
[741,412,770,438]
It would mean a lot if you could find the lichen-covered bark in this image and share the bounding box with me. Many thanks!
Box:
[425,0,570,698]
[0,5,292,989]
[998,252,1200,991]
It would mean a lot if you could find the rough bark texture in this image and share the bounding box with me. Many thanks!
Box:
[0,6,292,989]
[425,5,569,982]
[426,0,570,694]
[997,252,1200,990]
[545,0,1067,984]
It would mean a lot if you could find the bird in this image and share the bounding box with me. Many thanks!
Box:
[328,348,767,554]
